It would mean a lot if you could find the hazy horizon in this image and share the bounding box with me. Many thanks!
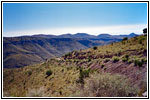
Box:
[3,3,147,37]
[3,30,143,37]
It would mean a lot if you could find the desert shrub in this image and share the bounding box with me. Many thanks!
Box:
[122,55,129,62]
[71,73,138,97]
[122,37,128,44]
[138,36,146,44]
[117,50,122,56]
[141,58,147,64]
[77,68,91,84]
[134,60,141,67]
[61,69,64,72]
[93,46,98,50]
[64,52,72,57]
[9,77,14,83]
[125,55,129,59]
[101,64,105,68]
[113,57,119,63]
[46,70,52,77]
[134,58,146,67]
[59,90,62,95]
[139,40,142,44]
[122,57,128,62]
[104,58,110,63]
[88,58,91,62]
[128,60,133,64]
[67,66,72,71]
[26,87,47,97]
[27,70,32,76]
[104,67,107,70]
[134,59,144,67]
[122,37,128,41]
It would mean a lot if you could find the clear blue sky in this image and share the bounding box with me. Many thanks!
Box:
[3,3,147,37]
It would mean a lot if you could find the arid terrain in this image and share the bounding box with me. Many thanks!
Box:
[3,34,147,97]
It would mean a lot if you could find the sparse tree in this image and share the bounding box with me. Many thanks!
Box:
[46,70,52,77]
[143,28,147,35]
[122,37,128,41]
[93,46,97,50]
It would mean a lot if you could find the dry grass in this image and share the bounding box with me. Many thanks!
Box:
[71,72,138,97]
[3,60,80,97]
[26,87,47,97]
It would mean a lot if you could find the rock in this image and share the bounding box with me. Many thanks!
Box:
[142,91,147,97]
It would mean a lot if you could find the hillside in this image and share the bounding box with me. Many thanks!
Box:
[3,33,137,68]
[3,37,87,68]
[3,35,147,97]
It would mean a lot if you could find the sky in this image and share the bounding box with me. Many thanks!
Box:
[3,3,147,37]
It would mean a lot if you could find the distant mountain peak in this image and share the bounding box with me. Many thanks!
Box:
[98,33,111,36]
[61,33,72,35]
[74,33,90,36]
[59,33,73,36]
[129,33,138,36]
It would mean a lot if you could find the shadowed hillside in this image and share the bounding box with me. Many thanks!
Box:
[3,37,87,68]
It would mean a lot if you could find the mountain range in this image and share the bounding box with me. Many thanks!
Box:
[3,33,138,68]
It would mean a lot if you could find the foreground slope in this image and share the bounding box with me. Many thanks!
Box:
[3,35,147,97]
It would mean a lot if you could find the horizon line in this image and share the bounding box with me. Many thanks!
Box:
[3,32,141,38]
[3,24,147,37]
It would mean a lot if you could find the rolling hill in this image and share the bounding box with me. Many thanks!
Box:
[3,33,138,68]
[3,34,147,97]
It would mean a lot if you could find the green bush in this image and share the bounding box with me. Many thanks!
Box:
[113,57,119,63]
[117,51,121,56]
[93,46,98,50]
[138,36,146,44]
[77,68,91,84]
[141,58,147,64]
[88,58,91,62]
[122,55,129,62]
[138,40,142,44]
[101,64,105,68]
[67,66,72,71]
[104,59,110,63]
[125,55,129,59]
[128,60,133,64]
[28,70,32,76]
[122,57,128,62]
[134,59,144,67]
[46,70,52,77]
[122,37,128,41]
[64,52,72,57]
